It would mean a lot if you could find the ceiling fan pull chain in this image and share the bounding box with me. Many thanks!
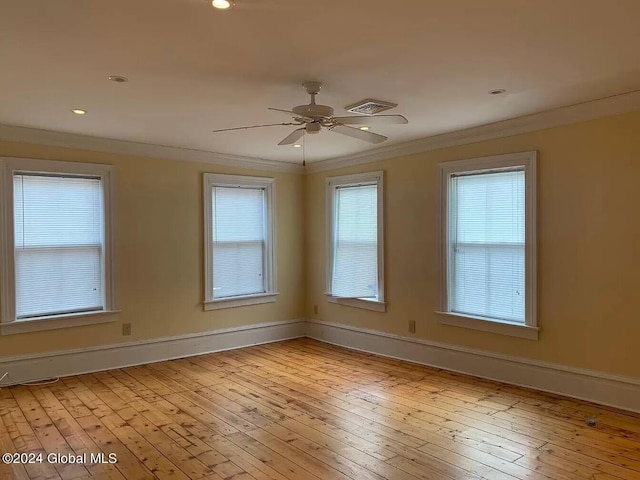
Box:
[302,132,306,167]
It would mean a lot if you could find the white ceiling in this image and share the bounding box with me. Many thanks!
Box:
[1,0,639,164]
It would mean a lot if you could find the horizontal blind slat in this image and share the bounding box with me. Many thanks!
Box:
[332,185,378,298]
[450,170,525,322]
[13,174,105,318]
[212,186,266,298]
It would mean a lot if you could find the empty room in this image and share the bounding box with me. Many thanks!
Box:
[1,1,639,479]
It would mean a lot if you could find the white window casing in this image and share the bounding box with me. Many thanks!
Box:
[438,152,538,340]
[0,158,118,335]
[326,171,385,312]
[203,173,277,310]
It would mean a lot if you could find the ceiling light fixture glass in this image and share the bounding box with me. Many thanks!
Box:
[293,144,302,148]
[71,109,86,115]
[359,126,370,131]
[108,75,128,83]
[212,0,231,9]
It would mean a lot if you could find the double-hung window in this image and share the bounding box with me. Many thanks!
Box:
[438,152,537,339]
[203,174,277,310]
[1,158,116,335]
[326,171,385,312]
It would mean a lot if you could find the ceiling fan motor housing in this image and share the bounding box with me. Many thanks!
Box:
[293,104,334,119]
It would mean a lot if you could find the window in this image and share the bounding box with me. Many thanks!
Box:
[326,171,385,312]
[438,152,537,339]
[1,158,117,335]
[203,174,277,310]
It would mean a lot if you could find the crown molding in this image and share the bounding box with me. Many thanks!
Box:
[0,124,305,174]
[306,89,640,174]
[2,89,639,176]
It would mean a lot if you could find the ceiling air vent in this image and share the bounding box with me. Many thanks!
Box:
[345,99,398,115]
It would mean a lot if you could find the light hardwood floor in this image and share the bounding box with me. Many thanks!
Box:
[1,338,639,480]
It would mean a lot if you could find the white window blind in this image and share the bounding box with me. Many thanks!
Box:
[212,186,266,299]
[332,184,378,299]
[449,169,525,323]
[13,174,105,319]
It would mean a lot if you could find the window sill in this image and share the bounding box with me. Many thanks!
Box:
[204,293,279,311]
[0,310,120,336]
[436,311,539,340]
[326,295,387,312]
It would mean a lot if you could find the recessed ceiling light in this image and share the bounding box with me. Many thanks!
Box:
[71,109,86,115]
[212,0,231,9]
[293,144,302,148]
[359,126,370,131]
[489,88,506,95]
[108,75,128,83]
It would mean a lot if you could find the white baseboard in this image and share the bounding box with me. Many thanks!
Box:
[0,319,305,386]
[306,320,640,413]
[2,318,638,414]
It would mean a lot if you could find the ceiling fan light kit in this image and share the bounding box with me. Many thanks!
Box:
[211,0,232,9]
[212,81,408,149]
[108,75,128,83]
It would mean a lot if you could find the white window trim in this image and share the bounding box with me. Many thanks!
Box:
[0,157,118,335]
[203,173,278,310]
[325,171,386,312]
[437,151,538,339]
[0,311,119,336]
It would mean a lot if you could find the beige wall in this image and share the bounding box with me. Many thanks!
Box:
[2,110,639,380]
[305,111,640,378]
[0,141,305,357]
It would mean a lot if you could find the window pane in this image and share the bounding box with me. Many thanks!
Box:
[332,184,378,298]
[213,242,264,298]
[450,170,525,322]
[454,171,524,244]
[452,244,525,321]
[13,174,105,318]
[15,247,103,318]
[212,186,265,298]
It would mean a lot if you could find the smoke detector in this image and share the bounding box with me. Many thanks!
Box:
[345,99,398,115]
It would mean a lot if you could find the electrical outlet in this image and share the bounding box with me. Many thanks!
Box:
[122,323,132,336]
[313,304,319,315]
[408,320,416,333]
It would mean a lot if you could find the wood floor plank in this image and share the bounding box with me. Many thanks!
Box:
[235,365,432,449]
[11,386,87,480]
[260,421,422,480]
[0,416,30,480]
[225,431,323,480]
[2,339,639,480]
[247,343,639,472]
[502,404,640,452]
[241,348,544,450]
[215,374,399,461]
[30,387,126,480]
[538,443,640,479]
[200,434,291,480]
[230,349,548,479]
[93,373,259,480]
[2,389,60,479]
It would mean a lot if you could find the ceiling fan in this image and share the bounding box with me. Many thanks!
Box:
[212,81,408,146]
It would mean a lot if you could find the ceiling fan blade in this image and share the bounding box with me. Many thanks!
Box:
[268,107,314,122]
[212,122,299,133]
[332,114,408,125]
[330,125,387,144]
[278,128,305,146]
